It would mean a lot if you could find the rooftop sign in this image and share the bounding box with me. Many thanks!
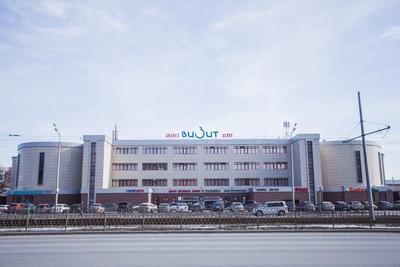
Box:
[166,126,233,139]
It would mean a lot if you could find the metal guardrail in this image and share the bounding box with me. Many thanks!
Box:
[0,210,399,232]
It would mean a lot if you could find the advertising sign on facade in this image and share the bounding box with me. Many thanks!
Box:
[166,126,233,139]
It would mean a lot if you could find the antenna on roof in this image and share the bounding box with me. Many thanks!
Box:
[283,121,290,137]
[112,124,118,141]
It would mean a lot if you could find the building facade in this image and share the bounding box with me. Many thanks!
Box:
[6,133,395,205]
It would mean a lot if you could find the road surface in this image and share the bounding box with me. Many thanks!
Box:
[0,232,399,266]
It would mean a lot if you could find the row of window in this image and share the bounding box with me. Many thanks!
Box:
[111,178,289,187]
[112,162,289,171]
[114,145,288,155]
[172,163,197,171]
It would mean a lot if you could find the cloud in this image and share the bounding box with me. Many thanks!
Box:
[375,25,400,41]
[210,9,275,32]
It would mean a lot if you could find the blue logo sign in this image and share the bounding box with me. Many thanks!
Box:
[166,127,233,139]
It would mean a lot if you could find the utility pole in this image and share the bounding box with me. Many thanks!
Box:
[344,92,390,225]
[357,92,375,223]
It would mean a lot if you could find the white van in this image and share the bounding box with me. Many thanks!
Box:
[253,201,288,216]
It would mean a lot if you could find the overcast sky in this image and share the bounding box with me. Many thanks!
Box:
[0,0,399,178]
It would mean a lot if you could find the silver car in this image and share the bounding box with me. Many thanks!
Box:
[253,201,288,216]
[158,203,170,213]
[227,202,244,213]
[350,201,364,211]
[138,203,158,213]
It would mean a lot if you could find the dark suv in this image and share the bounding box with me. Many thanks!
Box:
[212,201,225,212]
[377,201,393,210]
[335,201,350,211]
[243,200,262,212]
[298,201,316,212]
[118,202,130,212]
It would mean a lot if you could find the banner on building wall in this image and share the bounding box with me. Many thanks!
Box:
[343,186,366,192]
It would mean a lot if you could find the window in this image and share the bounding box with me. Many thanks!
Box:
[204,162,229,170]
[143,147,167,155]
[112,179,138,187]
[263,162,288,170]
[37,152,45,185]
[142,163,168,171]
[234,146,259,154]
[307,141,316,203]
[173,179,197,186]
[112,163,138,171]
[16,154,20,188]
[262,145,287,154]
[264,178,289,186]
[234,162,259,170]
[115,147,138,154]
[89,142,96,205]
[234,178,260,186]
[355,151,362,183]
[204,146,228,154]
[204,179,229,186]
[173,146,197,154]
[142,179,168,187]
[173,163,197,171]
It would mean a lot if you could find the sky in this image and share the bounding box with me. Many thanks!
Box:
[0,0,399,178]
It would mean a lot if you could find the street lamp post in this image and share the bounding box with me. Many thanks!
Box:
[53,124,61,208]
[290,123,297,211]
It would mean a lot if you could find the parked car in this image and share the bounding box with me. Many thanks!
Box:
[253,201,288,216]
[20,203,37,213]
[226,202,244,213]
[158,203,171,213]
[7,203,24,213]
[318,201,335,211]
[50,204,70,213]
[88,203,105,213]
[70,204,85,213]
[393,200,400,210]
[243,200,262,212]
[243,200,257,211]
[211,201,225,212]
[298,201,316,212]
[286,201,295,212]
[103,203,119,212]
[334,201,350,211]
[349,201,364,211]
[37,204,51,213]
[129,204,140,212]
[169,203,188,213]
[0,204,9,213]
[362,201,378,210]
[138,203,158,213]
[377,201,393,210]
[118,202,130,212]
[190,202,205,212]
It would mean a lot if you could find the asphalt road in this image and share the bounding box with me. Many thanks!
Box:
[0,232,399,267]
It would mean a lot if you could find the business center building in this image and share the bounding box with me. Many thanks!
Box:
[7,133,396,205]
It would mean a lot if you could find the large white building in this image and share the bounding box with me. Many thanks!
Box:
[7,133,396,205]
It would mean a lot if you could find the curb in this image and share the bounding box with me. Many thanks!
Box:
[1,228,400,236]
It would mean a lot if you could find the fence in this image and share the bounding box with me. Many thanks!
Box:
[1,210,400,232]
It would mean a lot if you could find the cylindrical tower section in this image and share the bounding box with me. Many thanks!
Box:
[320,140,385,192]
[8,142,83,204]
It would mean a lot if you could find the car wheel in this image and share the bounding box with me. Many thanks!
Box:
[278,210,285,216]
[256,210,263,217]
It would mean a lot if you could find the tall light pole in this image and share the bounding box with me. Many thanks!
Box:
[53,123,61,208]
[290,123,297,211]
